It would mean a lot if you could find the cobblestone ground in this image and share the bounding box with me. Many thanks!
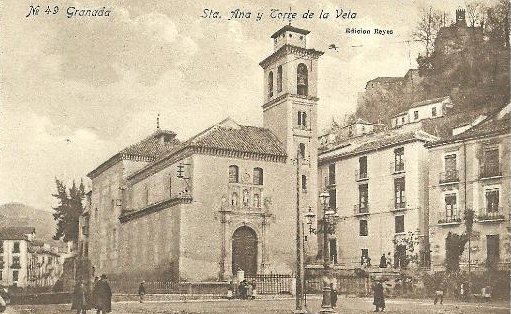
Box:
[6,297,510,314]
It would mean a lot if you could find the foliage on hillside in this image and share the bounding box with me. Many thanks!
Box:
[356,1,509,125]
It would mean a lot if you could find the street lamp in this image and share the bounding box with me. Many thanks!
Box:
[305,191,339,314]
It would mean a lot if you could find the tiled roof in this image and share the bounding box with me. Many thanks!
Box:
[409,96,451,109]
[320,130,438,161]
[367,77,403,84]
[120,129,179,159]
[0,227,35,240]
[191,124,286,156]
[421,106,495,139]
[271,25,310,38]
[87,128,179,179]
[128,118,287,180]
[429,109,510,147]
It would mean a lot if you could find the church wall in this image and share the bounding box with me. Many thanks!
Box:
[178,153,296,281]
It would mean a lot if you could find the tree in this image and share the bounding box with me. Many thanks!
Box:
[393,230,420,269]
[52,178,85,243]
[413,6,445,56]
[466,1,486,27]
[483,0,510,48]
[445,232,468,272]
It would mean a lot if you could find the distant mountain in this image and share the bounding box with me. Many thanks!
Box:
[0,202,65,248]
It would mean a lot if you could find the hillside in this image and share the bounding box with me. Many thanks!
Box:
[0,202,65,248]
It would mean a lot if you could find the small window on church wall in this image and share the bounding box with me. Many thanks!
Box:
[299,143,306,158]
[231,192,238,206]
[277,66,283,93]
[268,71,274,98]
[229,165,239,183]
[253,168,263,185]
[301,175,307,191]
[297,63,308,96]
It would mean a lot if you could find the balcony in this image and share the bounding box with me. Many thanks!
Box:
[354,203,369,216]
[439,170,459,185]
[391,161,405,174]
[355,170,368,181]
[392,198,407,212]
[479,163,502,179]
[437,210,462,225]
[477,209,505,222]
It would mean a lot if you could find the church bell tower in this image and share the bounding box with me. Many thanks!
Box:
[259,25,323,254]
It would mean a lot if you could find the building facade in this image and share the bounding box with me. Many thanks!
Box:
[427,105,510,272]
[0,227,62,289]
[86,26,322,282]
[318,130,438,269]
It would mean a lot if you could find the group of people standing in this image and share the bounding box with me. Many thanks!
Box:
[72,274,112,314]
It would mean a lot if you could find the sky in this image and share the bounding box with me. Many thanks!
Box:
[0,0,485,210]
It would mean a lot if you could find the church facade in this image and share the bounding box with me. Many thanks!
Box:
[86,26,323,282]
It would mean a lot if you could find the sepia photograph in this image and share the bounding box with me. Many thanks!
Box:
[0,0,509,313]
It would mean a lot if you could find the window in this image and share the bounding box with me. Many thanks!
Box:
[268,71,274,98]
[359,184,368,210]
[297,63,308,96]
[486,235,500,267]
[485,188,500,213]
[299,143,306,158]
[12,270,18,282]
[401,116,405,124]
[0,241,3,253]
[414,111,419,120]
[359,156,368,179]
[229,165,239,183]
[444,193,458,222]
[394,177,406,208]
[432,107,437,117]
[297,111,307,127]
[231,192,238,206]
[253,168,263,185]
[481,146,501,178]
[277,65,283,92]
[444,153,457,171]
[328,164,336,185]
[394,147,404,172]
[301,175,307,191]
[328,189,336,209]
[13,242,20,253]
[359,220,368,236]
[12,256,20,268]
[395,215,405,233]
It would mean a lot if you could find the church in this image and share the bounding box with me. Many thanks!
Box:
[86,25,323,282]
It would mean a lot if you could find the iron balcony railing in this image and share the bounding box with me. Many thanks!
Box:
[439,169,459,184]
[477,208,505,221]
[354,203,369,215]
[355,169,368,181]
[393,197,406,210]
[437,210,462,224]
[391,160,405,173]
[479,163,502,179]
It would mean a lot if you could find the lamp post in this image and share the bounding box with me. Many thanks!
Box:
[305,191,339,314]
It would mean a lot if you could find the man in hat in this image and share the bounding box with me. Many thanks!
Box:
[138,281,146,303]
[93,274,112,313]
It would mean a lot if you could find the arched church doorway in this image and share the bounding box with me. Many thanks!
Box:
[232,226,258,275]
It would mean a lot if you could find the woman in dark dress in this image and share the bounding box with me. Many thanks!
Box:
[373,279,385,312]
[71,281,87,314]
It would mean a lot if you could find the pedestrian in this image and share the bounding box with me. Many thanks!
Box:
[483,285,492,302]
[386,252,393,268]
[379,254,387,268]
[366,256,372,267]
[227,281,234,300]
[459,283,465,300]
[138,281,146,303]
[246,281,253,300]
[372,278,385,312]
[71,281,87,314]
[330,282,338,308]
[434,279,445,305]
[91,277,99,310]
[93,274,112,314]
